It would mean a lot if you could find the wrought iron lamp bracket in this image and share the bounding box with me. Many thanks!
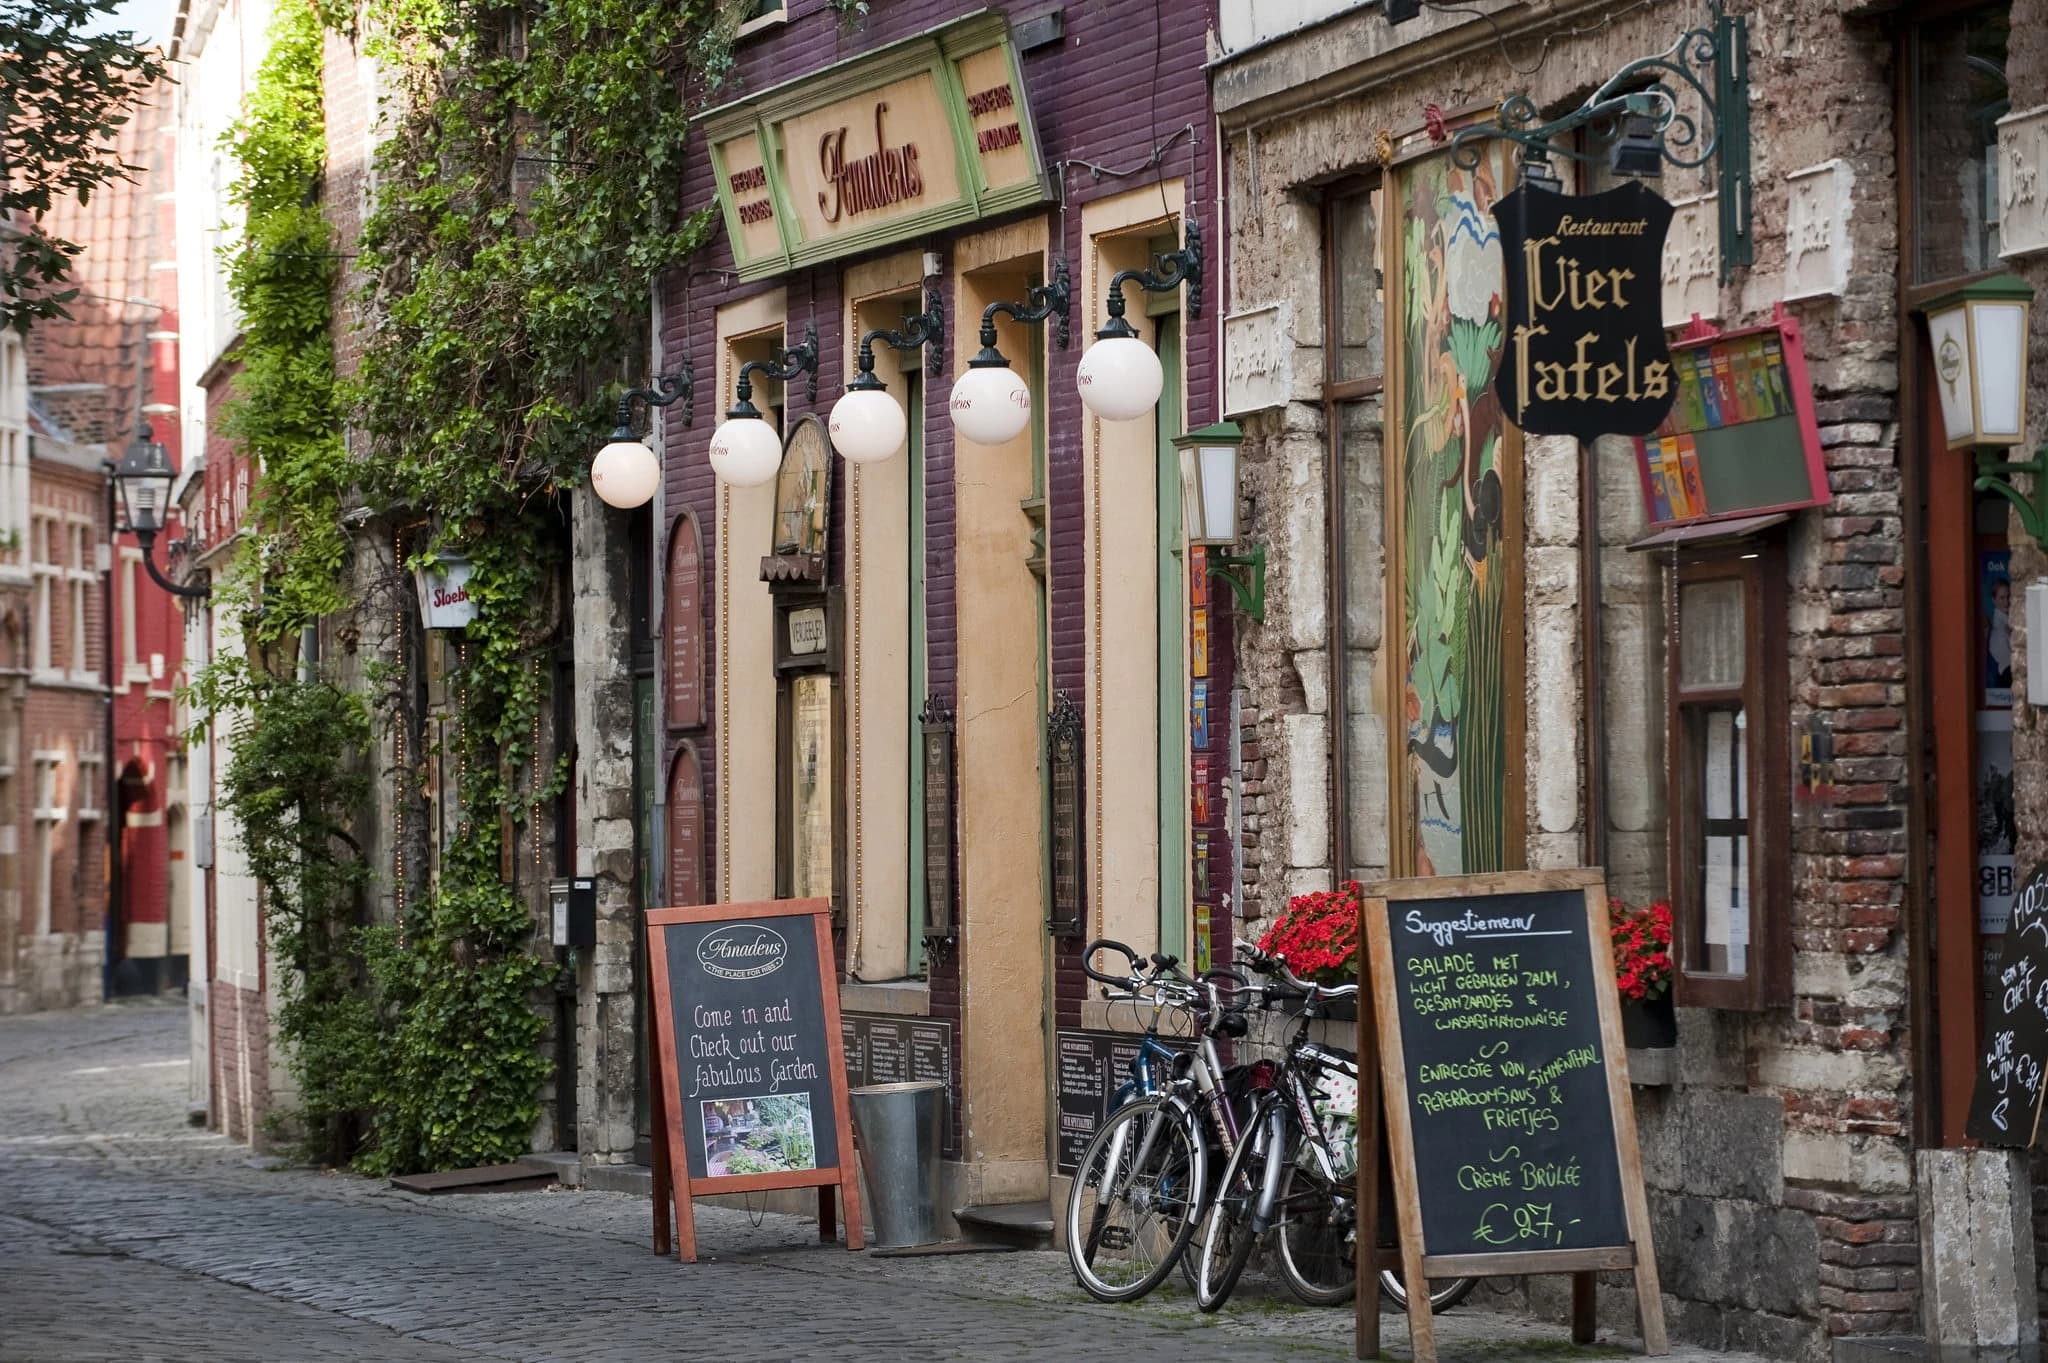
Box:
[734,322,822,411]
[1448,5,1751,280]
[1976,448,2048,548]
[1209,545,1266,623]
[1099,220,1204,340]
[851,290,946,391]
[977,256,1073,358]
[615,359,695,432]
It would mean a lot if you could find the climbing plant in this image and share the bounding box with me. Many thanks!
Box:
[185,1,385,1167]
[190,0,740,1173]
[322,0,734,1173]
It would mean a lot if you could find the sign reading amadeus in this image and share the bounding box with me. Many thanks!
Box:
[698,12,1046,280]
[1494,180,1676,441]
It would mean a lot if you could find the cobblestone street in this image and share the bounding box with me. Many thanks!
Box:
[0,1002,1763,1362]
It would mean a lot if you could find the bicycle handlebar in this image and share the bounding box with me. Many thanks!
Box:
[1235,938,1360,1003]
[1081,939,1141,988]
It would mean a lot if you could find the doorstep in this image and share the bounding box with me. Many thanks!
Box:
[953,1199,1054,1250]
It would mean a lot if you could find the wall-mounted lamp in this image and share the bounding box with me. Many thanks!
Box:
[709,324,820,489]
[1173,421,1263,621]
[951,258,1071,447]
[111,424,209,599]
[591,365,693,510]
[1609,112,1664,179]
[1076,221,1203,422]
[828,291,944,465]
[1925,274,2045,544]
[1519,148,1564,195]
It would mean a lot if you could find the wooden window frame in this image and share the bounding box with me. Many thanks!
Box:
[1665,541,1791,1009]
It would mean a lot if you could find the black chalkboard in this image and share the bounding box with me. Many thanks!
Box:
[843,1012,956,1155]
[1968,865,2048,1146]
[662,914,840,1180]
[1378,886,1630,1256]
[646,899,862,1263]
[1052,1030,1144,1172]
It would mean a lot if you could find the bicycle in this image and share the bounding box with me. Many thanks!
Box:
[1193,941,1478,1314]
[1064,940,1253,1303]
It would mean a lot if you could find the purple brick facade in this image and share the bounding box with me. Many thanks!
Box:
[656,0,1221,1172]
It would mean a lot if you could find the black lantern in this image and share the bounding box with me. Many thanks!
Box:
[112,423,208,599]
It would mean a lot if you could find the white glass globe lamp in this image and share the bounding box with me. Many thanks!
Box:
[951,342,1033,446]
[828,377,908,464]
[708,397,784,488]
[1076,317,1164,422]
[590,431,661,509]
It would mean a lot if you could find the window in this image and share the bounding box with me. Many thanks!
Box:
[121,549,144,685]
[31,752,62,936]
[67,520,94,678]
[31,514,56,673]
[1324,180,1390,882]
[76,746,103,823]
[1912,4,2010,280]
[1665,544,1790,1008]
[737,0,786,38]
[0,334,25,575]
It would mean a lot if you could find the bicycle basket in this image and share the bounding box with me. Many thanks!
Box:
[1301,1044,1360,1178]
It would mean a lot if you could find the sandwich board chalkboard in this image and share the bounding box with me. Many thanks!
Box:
[646,899,862,1262]
[1357,870,1665,1363]
[1967,865,2048,1146]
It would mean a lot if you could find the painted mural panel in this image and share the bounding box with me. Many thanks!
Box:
[1392,145,1522,877]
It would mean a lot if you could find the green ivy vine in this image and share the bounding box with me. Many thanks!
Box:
[190,0,739,1173]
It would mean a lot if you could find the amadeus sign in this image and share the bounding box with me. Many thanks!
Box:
[1494,181,1676,440]
[696,924,789,981]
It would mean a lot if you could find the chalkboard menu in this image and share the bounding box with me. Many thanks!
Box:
[1968,865,2048,1146]
[842,1012,956,1155]
[646,899,861,1262]
[1053,1030,1144,1172]
[1377,884,1627,1256]
[1360,870,1665,1363]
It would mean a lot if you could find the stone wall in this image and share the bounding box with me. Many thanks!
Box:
[1214,1,1917,1355]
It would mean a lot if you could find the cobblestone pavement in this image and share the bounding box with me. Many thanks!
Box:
[0,1001,1766,1363]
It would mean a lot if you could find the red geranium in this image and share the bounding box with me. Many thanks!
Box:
[1257,881,1364,986]
[1608,897,1674,1002]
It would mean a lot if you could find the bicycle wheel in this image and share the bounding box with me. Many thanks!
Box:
[1193,1100,1277,1313]
[1273,1155,1356,1306]
[1066,1096,1206,1302]
[1377,1268,1479,1312]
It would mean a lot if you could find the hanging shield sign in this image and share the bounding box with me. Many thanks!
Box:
[1494,180,1676,440]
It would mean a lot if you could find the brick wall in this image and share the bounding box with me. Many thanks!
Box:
[659,1,1219,1038]
[210,975,272,1145]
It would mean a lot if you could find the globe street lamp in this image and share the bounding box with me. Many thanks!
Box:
[591,366,693,511]
[829,291,944,464]
[1076,221,1203,422]
[710,324,820,488]
[950,259,1070,448]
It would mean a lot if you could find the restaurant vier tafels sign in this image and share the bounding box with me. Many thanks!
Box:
[698,13,1047,280]
[1494,180,1676,441]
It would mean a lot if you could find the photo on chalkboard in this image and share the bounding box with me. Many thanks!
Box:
[702,1094,817,1177]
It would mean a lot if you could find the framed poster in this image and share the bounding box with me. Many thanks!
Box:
[1386,141,1526,879]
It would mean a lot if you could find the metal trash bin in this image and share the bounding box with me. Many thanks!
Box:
[848,1080,945,1249]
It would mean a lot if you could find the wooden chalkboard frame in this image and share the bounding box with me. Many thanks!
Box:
[646,898,864,1263]
[1357,869,1666,1363]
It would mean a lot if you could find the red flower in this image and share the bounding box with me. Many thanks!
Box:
[1257,882,1364,986]
[1608,896,1673,1003]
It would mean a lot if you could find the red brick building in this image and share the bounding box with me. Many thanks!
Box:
[8,77,190,1013]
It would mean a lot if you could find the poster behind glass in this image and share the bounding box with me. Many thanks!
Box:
[1980,548,2017,1002]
